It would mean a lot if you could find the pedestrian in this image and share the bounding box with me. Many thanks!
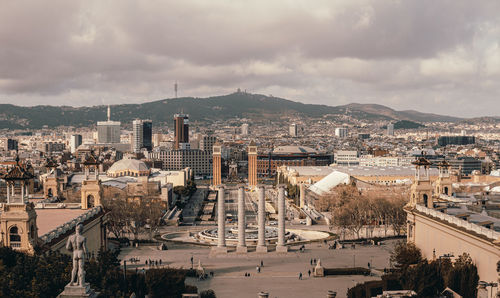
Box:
[310,258,313,265]
[258,266,261,273]
[260,260,263,267]
[368,262,371,269]
[308,269,311,277]
[299,272,302,280]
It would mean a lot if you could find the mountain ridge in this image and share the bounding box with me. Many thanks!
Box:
[0,92,475,129]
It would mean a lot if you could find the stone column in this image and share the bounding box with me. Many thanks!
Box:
[256,185,267,252]
[276,184,288,252]
[299,183,306,208]
[6,182,10,203]
[237,185,247,253]
[213,185,227,253]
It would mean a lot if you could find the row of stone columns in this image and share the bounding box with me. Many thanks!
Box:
[215,184,287,253]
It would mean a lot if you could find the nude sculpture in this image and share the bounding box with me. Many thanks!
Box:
[66,223,88,287]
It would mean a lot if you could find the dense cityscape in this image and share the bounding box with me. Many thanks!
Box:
[1,2,500,298]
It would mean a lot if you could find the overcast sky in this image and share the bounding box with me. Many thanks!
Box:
[1,1,499,117]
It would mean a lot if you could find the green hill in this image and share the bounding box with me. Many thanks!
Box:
[0,92,462,129]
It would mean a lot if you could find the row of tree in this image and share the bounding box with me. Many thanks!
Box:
[321,184,407,239]
[388,241,479,297]
[104,197,165,241]
[0,247,215,298]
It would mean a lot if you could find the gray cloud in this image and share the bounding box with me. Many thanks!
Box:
[0,0,499,117]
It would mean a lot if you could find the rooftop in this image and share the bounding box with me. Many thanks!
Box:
[36,208,87,236]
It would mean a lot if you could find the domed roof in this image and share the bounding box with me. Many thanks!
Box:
[108,158,149,174]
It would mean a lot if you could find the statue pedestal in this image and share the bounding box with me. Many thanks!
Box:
[314,265,325,277]
[211,246,228,254]
[57,283,98,298]
[256,246,268,253]
[236,246,248,253]
[276,245,288,253]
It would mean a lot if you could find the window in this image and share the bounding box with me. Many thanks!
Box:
[9,226,21,247]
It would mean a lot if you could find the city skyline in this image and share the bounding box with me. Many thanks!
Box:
[1,1,500,117]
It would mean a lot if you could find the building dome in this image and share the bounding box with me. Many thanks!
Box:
[107,158,150,178]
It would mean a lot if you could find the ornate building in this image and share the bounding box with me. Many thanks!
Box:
[405,157,500,289]
[0,156,38,254]
[0,155,108,256]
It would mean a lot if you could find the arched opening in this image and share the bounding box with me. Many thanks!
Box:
[87,194,95,208]
[423,194,428,207]
[47,188,53,197]
[444,187,449,195]
[9,226,21,247]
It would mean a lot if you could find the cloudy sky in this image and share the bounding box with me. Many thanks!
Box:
[1,1,499,117]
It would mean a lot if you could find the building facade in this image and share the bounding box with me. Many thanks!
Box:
[174,114,189,150]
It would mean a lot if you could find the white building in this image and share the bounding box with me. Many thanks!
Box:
[241,123,249,136]
[70,134,82,154]
[97,106,120,144]
[335,127,348,138]
[387,123,395,136]
[289,123,298,137]
[334,150,359,165]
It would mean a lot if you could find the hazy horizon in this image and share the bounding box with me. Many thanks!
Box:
[1,1,500,118]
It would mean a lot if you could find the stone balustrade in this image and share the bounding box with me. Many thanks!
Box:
[415,204,500,240]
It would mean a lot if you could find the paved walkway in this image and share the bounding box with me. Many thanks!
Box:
[118,239,397,298]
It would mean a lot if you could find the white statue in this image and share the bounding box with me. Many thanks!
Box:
[66,223,88,287]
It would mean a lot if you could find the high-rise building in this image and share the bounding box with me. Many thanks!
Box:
[387,123,395,136]
[199,135,217,153]
[174,114,189,150]
[5,138,18,151]
[335,127,348,138]
[70,134,82,153]
[437,136,475,147]
[241,123,249,136]
[132,119,153,152]
[289,123,298,137]
[97,106,121,144]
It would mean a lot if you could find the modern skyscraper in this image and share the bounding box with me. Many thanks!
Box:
[5,138,18,151]
[133,119,153,152]
[70,134,82,153]
[97,106,121,144]
[387,123,395,136]
[174,114,189,150]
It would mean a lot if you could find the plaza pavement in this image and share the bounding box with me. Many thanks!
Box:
[119,239,397,298]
